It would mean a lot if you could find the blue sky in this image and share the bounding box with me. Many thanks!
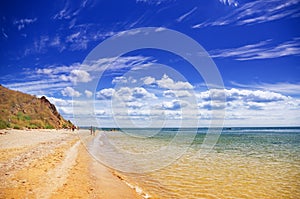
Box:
[1,0,300,127]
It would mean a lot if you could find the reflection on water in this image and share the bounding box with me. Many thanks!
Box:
[93,127,300,199]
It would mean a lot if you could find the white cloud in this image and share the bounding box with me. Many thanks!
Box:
[135,0,172,5]
[163,90,192,98]
[94,109,106,116]
[53,84,300,127]
[8,56,154,98]
[47,97,72,106]
[210,38,300,60]
[96,88,116,100]
[53,0,88,20]
[128,109,151,117]
[157,74,193,90]
[37,68,53,75]
[119,87,155,101]
[162,100,182,110]
[198,101,226,110]
[112,76,127,84]
[132,87,157,99]
[24,35,65,55]
[142,76,156,85]
[126,101,144,109]
[4,79,71,96]
[61,69,92,84]
[230,81,300,95]
[176,7,198,22]
[2,28,8,38]
[33,56,155,78]
[193,0,300,28]
[61,87,81,97]
[219,0,239,7]
[154,27,167,32]
[14,18,37,30]
[198,88,289,104]
[85,90,93,98]
[97,87,157,102]
[67,32,80,41]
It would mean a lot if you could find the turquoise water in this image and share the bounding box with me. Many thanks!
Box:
[89,127,300,198]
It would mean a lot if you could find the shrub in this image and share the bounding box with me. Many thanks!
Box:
[45,124,54,129]
[30,120,44,128]
[13,125,21,129]
[0,119,10,129]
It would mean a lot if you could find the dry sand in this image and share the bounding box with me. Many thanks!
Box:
[0,129,141,199]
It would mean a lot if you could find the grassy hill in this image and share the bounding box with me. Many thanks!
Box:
[0,85,74,129]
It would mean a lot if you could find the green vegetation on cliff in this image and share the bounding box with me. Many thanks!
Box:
[0,85,73,129]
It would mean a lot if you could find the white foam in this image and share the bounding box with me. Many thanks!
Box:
[124,181,151,199]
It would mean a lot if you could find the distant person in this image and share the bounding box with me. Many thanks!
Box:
[90,126,93,135]
[92,127,96,136]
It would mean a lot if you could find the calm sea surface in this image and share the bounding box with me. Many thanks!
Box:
[89,127,300,199]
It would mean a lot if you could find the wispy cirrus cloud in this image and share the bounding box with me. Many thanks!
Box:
[135,0,174,5]
[210,38,300,60]
[3,79,71,96]
[193,0,300,28]
[4,56,155,97]
[230,81,300,95]
[53,0,89,20]
[219,0,239,7]
[176,7,197,22]
[64,28,116,51]
[13,18,37,30]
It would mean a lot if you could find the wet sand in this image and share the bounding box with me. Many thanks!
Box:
[0,129,141,199]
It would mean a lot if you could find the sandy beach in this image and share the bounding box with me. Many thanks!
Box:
[0,129,141,199]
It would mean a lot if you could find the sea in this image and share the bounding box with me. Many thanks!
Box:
[86,127,300,199]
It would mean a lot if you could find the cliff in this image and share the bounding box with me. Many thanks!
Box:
[0,85,73,129]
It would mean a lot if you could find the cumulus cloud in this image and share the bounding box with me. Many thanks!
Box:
[112,76,128,84]
[162,100,182,110]
[126,102,144,109]
[163,90,192,98]
[96,88,116,100]
[198,101,226,110]
[115,87,157,102]
[198,88,289,103]
[142,76,156,85]
[85,90,93,98]
[61,69,92,84]
[157,74,193,90]
[128,109,151,117]
[61,87,81,97]
[94,109,106,116]
[37,68,53,75]
[132,87,156,99]
[112,76,137,84]
[47,97,72,106]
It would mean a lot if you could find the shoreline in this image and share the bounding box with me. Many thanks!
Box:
[0,129,143,198]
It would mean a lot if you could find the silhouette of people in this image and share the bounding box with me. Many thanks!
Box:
[89,126,96,135]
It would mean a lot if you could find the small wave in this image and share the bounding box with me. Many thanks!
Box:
[124,180,151,199]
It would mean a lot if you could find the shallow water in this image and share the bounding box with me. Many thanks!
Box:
[91,127,300,199]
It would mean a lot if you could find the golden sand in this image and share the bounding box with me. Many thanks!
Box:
[0,129,141,199]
